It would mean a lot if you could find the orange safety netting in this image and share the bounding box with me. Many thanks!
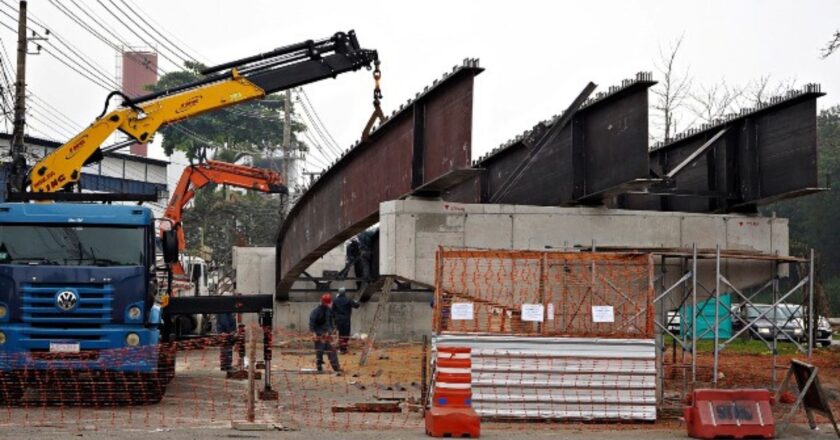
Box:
[433,249,655,338]
[0,326,424,431]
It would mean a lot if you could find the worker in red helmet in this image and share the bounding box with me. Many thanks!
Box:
[309,293,341,373]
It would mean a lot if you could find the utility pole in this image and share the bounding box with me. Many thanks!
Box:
[9,0,28,193]
[280,89,292,215]
[8,0,45,195]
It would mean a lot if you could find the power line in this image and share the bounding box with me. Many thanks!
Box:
[113,0,199,65]
[95,0,184,70]
[295,91,342,158]
[0,0,120,90]
[51,0,163,77]
[300,88,342,152]
[120,0,209,63]
[28,92,83,130]
[26,102,77,137]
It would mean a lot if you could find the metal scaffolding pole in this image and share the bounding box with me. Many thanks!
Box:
[772,271,779,389]
[808,248,815,359]
[692,243,697,384]
[713,245,720,386]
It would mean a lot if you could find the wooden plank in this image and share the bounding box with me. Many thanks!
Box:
[331,402,401,413]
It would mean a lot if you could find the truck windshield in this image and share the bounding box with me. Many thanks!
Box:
[0,225,145,266]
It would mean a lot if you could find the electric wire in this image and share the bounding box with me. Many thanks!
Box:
[0,0,121,90]
[99,0,185,70]
[118,0,209,63]
[112,0,199,65]
[299,88,342,152]
[295,91,342,158]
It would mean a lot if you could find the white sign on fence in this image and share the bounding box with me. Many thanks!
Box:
[592,305,615,323]
[521,303,545,322]
[451,302,474,320]
[546,303,555,320]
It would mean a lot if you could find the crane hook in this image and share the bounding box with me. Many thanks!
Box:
[362,60,384,142]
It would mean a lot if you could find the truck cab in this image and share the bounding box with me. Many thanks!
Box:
[0,203,168,404]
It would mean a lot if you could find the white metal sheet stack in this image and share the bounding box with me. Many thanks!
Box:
[433,334,657,421]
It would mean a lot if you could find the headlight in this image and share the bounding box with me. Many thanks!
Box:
[0,305,6,319]
[126,333,141,347]
[0,331,5,345]
[758,328,771,334]
[128,306,142,320]
[793,328,803,335]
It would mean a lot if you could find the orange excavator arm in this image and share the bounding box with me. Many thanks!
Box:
[163,159,286,275]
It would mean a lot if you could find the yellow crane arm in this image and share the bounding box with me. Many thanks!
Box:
[30,74,265,193]
[26,30,379,194]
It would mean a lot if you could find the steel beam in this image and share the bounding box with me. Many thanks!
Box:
[619,84,825,212]
[275,60,482,300]
[445,72,656,206]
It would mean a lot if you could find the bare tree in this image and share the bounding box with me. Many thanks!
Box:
[652,36,692,144]
[746,75,797,107]
[822,30,840,58]
[688,81,745,125]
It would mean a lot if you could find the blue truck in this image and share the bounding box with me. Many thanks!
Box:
[0,203,176,404]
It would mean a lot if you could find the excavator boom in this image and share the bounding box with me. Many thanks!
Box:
[165,159,286,275]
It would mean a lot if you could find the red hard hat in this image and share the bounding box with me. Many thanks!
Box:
[321,293,332,305]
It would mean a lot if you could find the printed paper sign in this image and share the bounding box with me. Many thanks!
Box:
[521,303,545,322]
[592,305,615,323]
[451,302,474,320]
[546,303,555,320]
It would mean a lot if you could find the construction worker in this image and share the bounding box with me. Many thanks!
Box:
[214,277,237,372]
[217,310,237,371]
[309,293,341,373]
[332,287,361,354]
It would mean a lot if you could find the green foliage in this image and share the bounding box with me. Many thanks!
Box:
[146,61,305,160]
[181,187,282,271]
[765,105,840,314]
[150,62,300,270]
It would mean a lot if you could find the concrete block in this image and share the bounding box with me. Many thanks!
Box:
[681,216,727,249]
[380,201,790,290]
[465,214,512,249]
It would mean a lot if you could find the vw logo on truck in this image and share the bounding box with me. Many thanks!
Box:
[55,290,78,312]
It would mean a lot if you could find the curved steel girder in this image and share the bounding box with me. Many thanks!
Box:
[275,61,482,300]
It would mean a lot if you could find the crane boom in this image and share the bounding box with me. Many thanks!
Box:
[26,30,377,193]
[164,159,286,275]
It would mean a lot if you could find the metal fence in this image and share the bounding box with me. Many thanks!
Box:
[434,249,655,338]
[433,334,657,421]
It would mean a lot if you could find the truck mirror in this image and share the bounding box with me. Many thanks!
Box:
[162,230,179,264]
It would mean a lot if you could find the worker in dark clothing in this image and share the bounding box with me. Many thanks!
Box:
[309,293,341,373]
[217,311,237,371]
[332,287,361,354]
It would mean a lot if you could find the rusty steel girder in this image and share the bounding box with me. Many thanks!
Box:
[619,84,825,212]
[276,60,483,300]
[444,73,656,206]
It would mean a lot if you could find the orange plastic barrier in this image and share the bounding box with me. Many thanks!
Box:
[684,389,774,439]
[425,346,480,438]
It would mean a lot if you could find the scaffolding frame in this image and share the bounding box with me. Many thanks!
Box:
[653,244,814,405]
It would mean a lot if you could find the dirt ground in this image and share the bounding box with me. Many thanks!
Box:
[1,337,839,438]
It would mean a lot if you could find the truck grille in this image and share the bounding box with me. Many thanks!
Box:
[19,283,114,350]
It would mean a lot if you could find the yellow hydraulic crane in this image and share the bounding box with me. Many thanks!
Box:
[19,30,380,194]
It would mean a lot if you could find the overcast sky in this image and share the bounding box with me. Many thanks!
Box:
[1,0,839,189]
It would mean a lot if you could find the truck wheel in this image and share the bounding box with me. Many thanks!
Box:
[158,345,177,384]
[0,373,24,405]
[126,373,166,405]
